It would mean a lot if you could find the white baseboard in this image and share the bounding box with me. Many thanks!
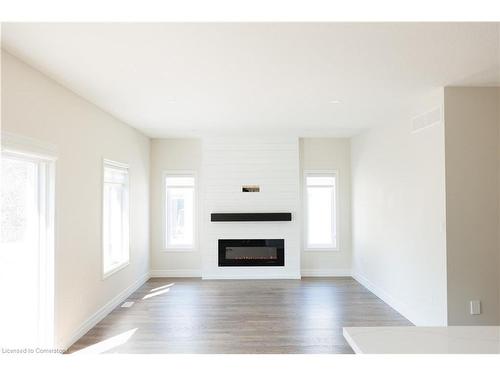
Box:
[352,271,417,325]
[150,269,201,277]
[60,272,150,351]
[301,268,352,277]
[202,273,301,280]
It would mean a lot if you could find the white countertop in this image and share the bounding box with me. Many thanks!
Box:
[343,326,500,354]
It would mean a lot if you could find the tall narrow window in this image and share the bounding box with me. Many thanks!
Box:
[102,160,129,277]
[305,172,337,250]
[164,173,195,249]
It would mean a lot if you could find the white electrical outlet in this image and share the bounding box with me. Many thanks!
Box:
[470,300,481,315]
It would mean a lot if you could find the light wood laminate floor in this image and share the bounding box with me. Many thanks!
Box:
[67,277,411,354]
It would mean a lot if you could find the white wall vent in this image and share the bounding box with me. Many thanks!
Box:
[412,107,442,133]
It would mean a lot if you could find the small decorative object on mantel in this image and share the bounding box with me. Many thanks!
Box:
[242,185,260,192]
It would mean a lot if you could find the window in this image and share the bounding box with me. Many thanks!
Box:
[305,171,337,250]
[164,173,195,249]
[102,160,129,277]
[1,147,55,348]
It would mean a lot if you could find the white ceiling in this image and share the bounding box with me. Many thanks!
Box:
[2,23,499,138]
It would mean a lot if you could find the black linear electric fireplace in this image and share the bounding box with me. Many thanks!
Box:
[218,239,285,267]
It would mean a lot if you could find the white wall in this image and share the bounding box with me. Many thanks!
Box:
[444,87,500,325]
[351,90,448,326]
[1,52,150,348]
[299,138,352,276]
[150,138,202,276]
[200,137,301,279]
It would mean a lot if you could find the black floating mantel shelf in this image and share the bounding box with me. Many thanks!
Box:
[210,212,292,222]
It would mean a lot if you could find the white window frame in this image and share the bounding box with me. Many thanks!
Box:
[162,170,197,251]
[102,159,130,279]
[1,132,57,349]
[303,170,339,251]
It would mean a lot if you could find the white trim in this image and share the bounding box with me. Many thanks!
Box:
[162,170,198,251]
[102,260,130,279]
[303,169,339,251]
[37,157,56,348]
[1,131,58,160]
[160,248,199,253]
[102,158,129,170]
[202,273,301,280]
[60,272,150,351]
[150,269,202,277]
[301,268,351,277]
[352,271,417,326]
[304,247,339,252]
[342,328,363,354]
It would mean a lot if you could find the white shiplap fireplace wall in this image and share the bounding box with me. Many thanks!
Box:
[201,137,301,279]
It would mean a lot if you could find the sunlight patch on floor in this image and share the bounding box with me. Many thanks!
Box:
[150,283,175,292]
[142,288,170,300]
[71,328,138,354]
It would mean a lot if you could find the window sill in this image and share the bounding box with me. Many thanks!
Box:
[304,247,339,252]
[161,247,198,252]
[102,261,130,279]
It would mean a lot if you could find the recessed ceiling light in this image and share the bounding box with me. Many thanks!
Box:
[329,100,341,104]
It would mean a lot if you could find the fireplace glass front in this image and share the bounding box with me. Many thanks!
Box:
[218,239,284,267]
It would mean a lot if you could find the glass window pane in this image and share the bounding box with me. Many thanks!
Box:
[1,155,40,345]
[307,186,334,246]
[1,157,38,247]
[166,186,194,246]
[104,166,128,184]
[103,163,129,275]
[110,185,123,263]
